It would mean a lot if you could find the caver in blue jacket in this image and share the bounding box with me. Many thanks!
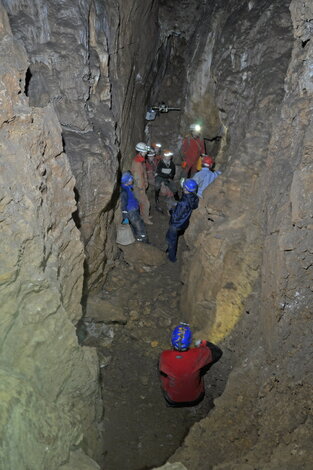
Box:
[192,167,221,197]
[166,192,199,262]
[121,183,148,242]
[121,184,140,212]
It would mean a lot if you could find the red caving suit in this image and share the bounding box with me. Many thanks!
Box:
[181,135,205,177]
[159,341,213,405]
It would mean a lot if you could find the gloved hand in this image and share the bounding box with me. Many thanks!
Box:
[195,340,202,347]
[122,218,129,224]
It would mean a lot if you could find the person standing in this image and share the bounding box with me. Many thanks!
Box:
[120,172,148,243]
[159,323,222,406]
[154,149,178,207]
[131,142,153,225]
[145,148,158,187]
[151,142,162,160]
[180,123,205,178]
[192,155,221,197]
[165,179,199,262]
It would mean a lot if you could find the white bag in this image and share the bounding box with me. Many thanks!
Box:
[116,223,135,245]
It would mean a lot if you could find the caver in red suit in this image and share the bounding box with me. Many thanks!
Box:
[131,153,151,223]
[181,134,205,177]
[145,155,158,187]
[159,327,222,407]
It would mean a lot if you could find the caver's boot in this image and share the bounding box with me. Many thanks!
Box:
[155,189,164,213]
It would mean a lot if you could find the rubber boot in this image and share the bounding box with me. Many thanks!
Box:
[155,189,164,213]
[155,189,160,206]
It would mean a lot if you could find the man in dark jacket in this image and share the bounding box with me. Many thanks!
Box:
[121,172,148,243]
[155,149,178,207]
[165,179,199,262]
[159,323,222,406]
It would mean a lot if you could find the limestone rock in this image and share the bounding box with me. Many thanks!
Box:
[86,296,127,324]
[59,450,100,470]
[153,464,188,470]
[4,0,159,292]
[161,1,313,469]
[120,243,166,267]
[0,7,101,469]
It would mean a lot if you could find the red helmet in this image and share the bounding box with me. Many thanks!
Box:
[202,155,214,168]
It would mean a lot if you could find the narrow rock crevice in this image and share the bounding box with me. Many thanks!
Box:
[0,1,312,470]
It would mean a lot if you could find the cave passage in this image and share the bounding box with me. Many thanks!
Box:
[80,196,228,470]
[2,0,312,469]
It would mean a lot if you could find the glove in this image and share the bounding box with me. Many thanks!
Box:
[195,340,202,347]
[122,218,129,224]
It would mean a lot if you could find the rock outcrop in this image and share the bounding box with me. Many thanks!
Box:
[160,0,313,468]
[3,0,159,292]
[0,7,101,469]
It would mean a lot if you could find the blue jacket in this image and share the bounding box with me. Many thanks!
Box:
[192,168,221,197]
[121,184,139,212]
[169,192,199,230]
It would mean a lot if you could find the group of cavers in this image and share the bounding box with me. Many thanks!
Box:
[121,123,221,263]
[120,123,222,407]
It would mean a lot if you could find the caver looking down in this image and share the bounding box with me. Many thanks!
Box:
[159,323,222,406]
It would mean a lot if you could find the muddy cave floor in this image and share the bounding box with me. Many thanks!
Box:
[81,194,228,470]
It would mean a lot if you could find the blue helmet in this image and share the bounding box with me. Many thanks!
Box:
[183,178,198,193]
[121,171,134,185]
[171,323,192,351]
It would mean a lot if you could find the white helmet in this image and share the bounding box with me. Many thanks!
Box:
[189,123,201,133]
[136,142,149,152]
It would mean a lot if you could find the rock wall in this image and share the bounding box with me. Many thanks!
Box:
[3,0,159,292]
[0,6,102,470]
[166,0,313,468]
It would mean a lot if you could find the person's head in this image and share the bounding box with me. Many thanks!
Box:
[121,171,134,186]
[147,149,156,162]
[202,155,214,169]
[151,142,162,155]
[162,149,173,163]
[171,323,192,351]
[135,142,149,157]
[189,123,201,137]
[183,178,198,194]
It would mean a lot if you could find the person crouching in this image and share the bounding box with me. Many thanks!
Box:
[159,323,222,407]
